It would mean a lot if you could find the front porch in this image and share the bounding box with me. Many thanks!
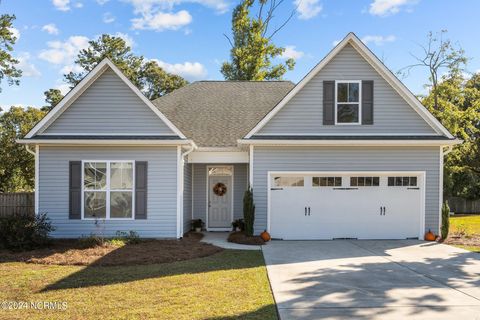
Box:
[183,162,249,233]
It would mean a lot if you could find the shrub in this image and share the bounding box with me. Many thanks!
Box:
[79,234,106,248]
[80,230,141,248]
[441,201,450,240]
[191,219,204,230]
[0,212,55,251]
[114,230,140,245]
[232,219,245,231]
[243,186,255,236]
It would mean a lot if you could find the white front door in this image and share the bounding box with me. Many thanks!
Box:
[270,172,424,240]
[208,166,233,229]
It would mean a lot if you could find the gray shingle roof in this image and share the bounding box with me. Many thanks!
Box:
[152,81,294,147]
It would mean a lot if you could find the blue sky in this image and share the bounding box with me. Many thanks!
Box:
[1,0,479,109]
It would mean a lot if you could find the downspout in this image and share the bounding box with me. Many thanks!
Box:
[178,140,197,238]
[442,145,453,156]
[439,144,454,234]
[25,144,36,156]
[25,144,38,215]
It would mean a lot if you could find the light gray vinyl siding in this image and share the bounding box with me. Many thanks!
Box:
[39,146,179,238]
[252,146,441,235]
[233,164,248,220]
[257,44,437,135]
[43,68,177,135]
[192,164,207,222]
[192,163,248,223]
[183,162,192,233]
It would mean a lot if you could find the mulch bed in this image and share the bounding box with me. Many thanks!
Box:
[227,231,265,245]
[443,233,480,247]
[0,232,223,266]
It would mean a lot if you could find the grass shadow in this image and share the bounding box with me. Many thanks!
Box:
[40,249,264,292]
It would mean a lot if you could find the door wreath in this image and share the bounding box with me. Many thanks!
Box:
[213,182,227,196]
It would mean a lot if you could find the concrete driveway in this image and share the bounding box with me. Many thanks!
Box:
[262,240,480,319]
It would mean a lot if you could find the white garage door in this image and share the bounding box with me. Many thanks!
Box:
[269,172,424,240]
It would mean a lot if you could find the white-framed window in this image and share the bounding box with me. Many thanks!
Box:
[335,80,361,124]
[274,176,304,187]
[350,176,380,187]
[313,176,342,187]
[388,176,417,187]
[82,161,135,220]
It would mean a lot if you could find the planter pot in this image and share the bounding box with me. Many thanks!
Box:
[236,227,241,232]
[195,227,201,232]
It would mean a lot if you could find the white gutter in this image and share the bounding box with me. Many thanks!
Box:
[177,140,197,238]
[25,144,36,156]
[16,139,191,146]
[237,139,462,147]
[442,145,454,156]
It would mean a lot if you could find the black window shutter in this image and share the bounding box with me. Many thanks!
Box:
[135,161,148,219]
[323,81,335,125]
[362,80,374,125]
[69,161,82,219]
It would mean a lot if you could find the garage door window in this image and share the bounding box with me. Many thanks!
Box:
[388,176,417,187]
[313,177,342,187]
[350,176,380,187]
[274,176,304,187]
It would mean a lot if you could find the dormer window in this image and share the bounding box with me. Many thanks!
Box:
[335,80,361,124]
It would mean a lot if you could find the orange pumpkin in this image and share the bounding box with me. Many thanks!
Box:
[424,229,436,241]
[260,230,271,242]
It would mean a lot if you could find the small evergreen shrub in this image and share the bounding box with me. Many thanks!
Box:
[80,230,141,248]
[441,201,450,239]
[243,186,255,236]
[0,212,55,251]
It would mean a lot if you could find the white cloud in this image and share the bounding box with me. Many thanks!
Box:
[56,83,72,95]
[332,39,341,46]
[17,53,41,77]
[74,2,83,8]
[125,0,229,31]
[125,0,229,15]
[113,32,135,47]
[60,63,84,75]
[361,35,396,46]
[42,23,59,35]
[132,10,192,32]
[96,0,109,4]
[52,0,70,11]
[369,0,417,17]
[152,59,207,80]
[294,0,322,20]
[281,45,304,60]
[103,12,115,23]
[8,27,20,40]
[38,35,90,67]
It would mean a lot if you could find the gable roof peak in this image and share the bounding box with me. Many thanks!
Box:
[244,32,454,139]
[25,56,187,139]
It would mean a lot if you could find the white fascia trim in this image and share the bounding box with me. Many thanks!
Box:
[253,132,441,136]
[245,32,454,139]
[17,139,191,146]
[249,145,253,188]
[188,151,249,163]
[196,147,244,152]
[25,58,187,139]
[177,146,183,238]
[238,139,462,147]
[35,145,39,215]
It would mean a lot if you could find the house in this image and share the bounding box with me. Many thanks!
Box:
[18,33,460,240]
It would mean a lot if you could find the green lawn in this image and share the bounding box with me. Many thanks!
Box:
[449,215,480,252]
[450,215,480,235]
[0,250,277,320]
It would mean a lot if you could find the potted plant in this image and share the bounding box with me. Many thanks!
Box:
[231,219,245,232]
[192,219,203,232]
